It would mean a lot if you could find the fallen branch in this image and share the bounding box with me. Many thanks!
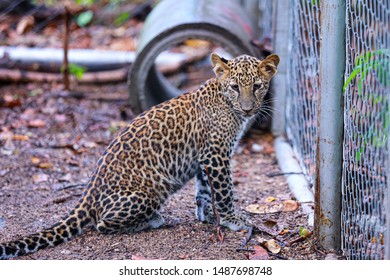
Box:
[288,231,313,246]
[56,182,87,192]
[288,231,326,256]
[50,193,81,205]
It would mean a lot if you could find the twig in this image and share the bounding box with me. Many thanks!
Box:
[252,224,284,244]
[308,241,326,256]
[63,6,70,91]
[268,252,288,260]
[288,231,313,246]
[50,193,81,205]
[236,247,255,253]
[204,166,224,242]
[56,182,87,191]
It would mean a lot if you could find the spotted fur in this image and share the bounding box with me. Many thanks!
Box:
[0,53,279,259]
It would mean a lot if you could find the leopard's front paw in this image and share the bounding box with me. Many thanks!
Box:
[220,214,250,231]
[195,198,216,224]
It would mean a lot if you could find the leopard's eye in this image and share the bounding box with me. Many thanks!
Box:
[253,83,263,91]
[230,84,239,91]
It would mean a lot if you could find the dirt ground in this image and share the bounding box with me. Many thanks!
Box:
[0,82,334,260]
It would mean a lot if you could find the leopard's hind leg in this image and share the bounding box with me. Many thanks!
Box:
[95,192,164,233]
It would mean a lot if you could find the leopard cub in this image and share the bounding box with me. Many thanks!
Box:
[0,53,279,259]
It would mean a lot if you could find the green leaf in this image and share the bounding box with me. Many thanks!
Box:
[75,0,95,6]
[114,12,130,26]
[343,66,360,91]
[77,10,94,27]
[68,63,87,80]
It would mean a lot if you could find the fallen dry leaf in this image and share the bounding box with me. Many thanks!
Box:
[12,134,30,141]
[283,200,299,212]
[265,196,276,203]
[279,229,290,235]
[245,203,283,214]
[263,239,281,254]
[249,245,269,260]
[59,173,73,182]
[0,95,21,108]
[82,140,98,149]
[33,173,49,184]
[16,16,35,34]
[38,162,53,169]
[245,200,299,215]
[31,157,41,165]
[3,134,14,148]
[110,37,136,51]
[28,119,46,128]
[263,220,277,228]
[178,254,189,259]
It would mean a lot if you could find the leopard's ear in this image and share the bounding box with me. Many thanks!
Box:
[259,54,280,79]
[211,53,230,80]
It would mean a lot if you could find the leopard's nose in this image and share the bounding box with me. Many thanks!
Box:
[242,108,252,114]
[240,100,254,113]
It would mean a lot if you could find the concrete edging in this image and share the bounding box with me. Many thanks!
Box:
[274,136,314,226]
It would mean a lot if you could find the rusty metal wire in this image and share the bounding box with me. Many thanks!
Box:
[286,0,321,187]
[341,0,389,260]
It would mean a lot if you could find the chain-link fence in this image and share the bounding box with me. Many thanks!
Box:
[257,0,273,44]
[285,0,321,187]
[341,0,389,260]
[278,0,389,259]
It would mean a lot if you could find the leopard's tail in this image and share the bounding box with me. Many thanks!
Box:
[0,202,91,260]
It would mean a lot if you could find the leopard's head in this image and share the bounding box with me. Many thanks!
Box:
[211,53,279,118]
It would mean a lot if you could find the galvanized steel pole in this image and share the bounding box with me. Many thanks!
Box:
[314,0,345,250]
[387,106,390,260]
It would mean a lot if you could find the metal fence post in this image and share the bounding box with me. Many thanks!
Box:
[387,110,390,260]
[314,0,345,250]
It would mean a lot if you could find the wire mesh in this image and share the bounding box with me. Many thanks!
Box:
[257,0,273,42]
[285,0,321,186]
[341,0,389,260]
[283,0,388,259]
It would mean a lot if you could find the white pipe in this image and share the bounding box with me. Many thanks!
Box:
[0,46,188,67]
[274,136,314,226]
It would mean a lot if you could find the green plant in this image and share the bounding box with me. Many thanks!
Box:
[75,0,95,5]
[69,63,87,80]
[343,49,390,161]
[62,63,87,80]
[76,10,94,27]
[114,12,130,26]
